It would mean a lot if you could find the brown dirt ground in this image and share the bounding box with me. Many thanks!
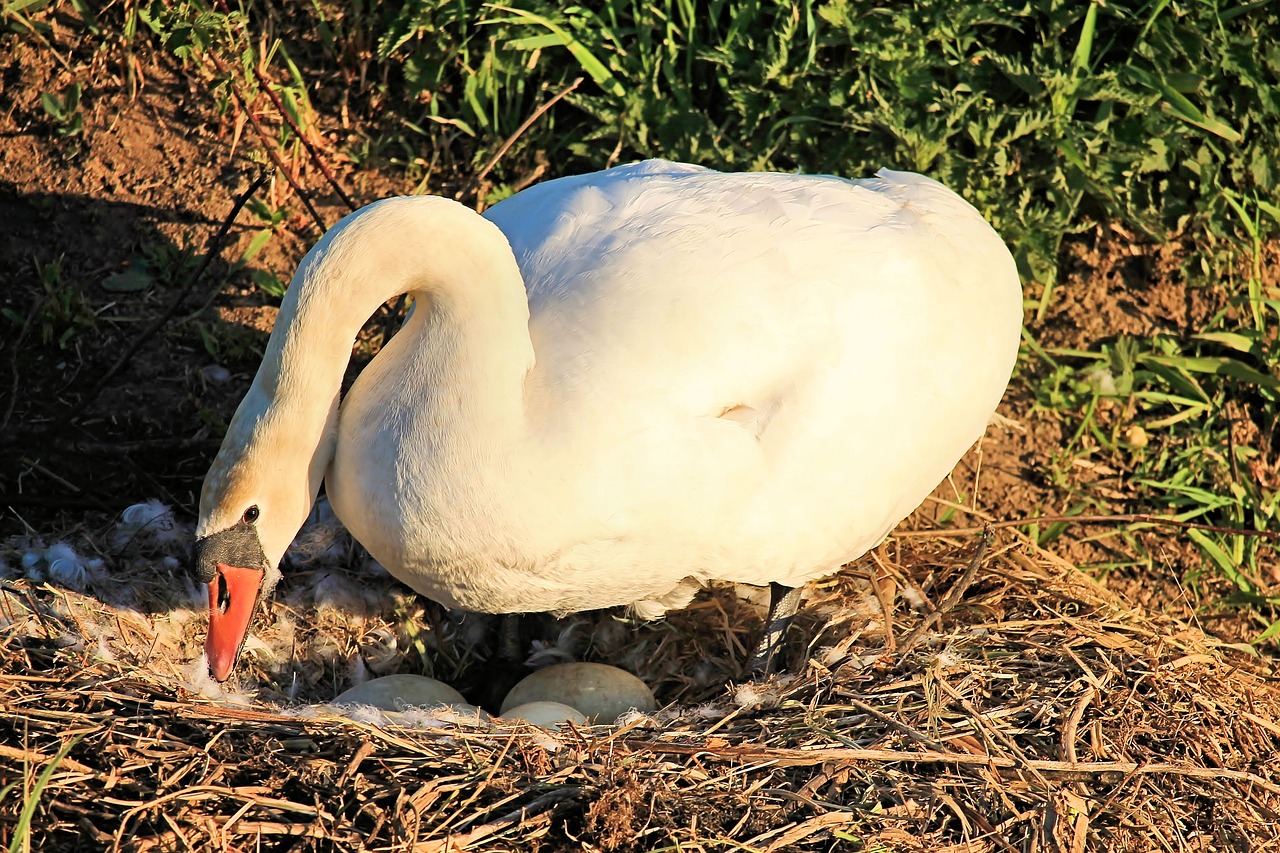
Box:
[0,29,1273,655]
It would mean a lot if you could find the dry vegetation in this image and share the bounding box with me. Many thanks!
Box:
[6,530,1278,851]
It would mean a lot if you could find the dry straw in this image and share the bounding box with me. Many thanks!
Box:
[2,524,1278,851]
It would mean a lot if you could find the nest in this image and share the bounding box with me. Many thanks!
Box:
[2,524,1278,852]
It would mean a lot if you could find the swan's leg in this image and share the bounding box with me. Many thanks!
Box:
[464,613,530,713]
[498,613,524,664]
[748,583,804,675]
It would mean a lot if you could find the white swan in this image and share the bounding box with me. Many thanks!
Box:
[194,160,1023,682]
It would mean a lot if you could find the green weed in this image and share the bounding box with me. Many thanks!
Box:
[7,734,83,853]
[195,319,265,363]
[1,257,95,349]
[39,82,82,138]
[1027,241,1279,643]
[357,0,1280,298]
[82,0,1280,289]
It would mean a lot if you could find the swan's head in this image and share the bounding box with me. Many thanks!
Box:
[194,383,335,681]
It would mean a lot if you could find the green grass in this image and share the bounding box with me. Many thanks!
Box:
[1026,226,1280,642]
[353,0,1280,287]
[8,0,1280,643]
[5,734,83,853]
[0,256,96,350]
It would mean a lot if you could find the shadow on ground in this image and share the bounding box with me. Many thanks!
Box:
[0,184,270,534]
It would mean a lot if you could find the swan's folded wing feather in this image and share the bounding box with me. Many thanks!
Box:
[485,161,1017,430]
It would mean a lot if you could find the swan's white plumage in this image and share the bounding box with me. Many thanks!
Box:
[199,160,1022,623]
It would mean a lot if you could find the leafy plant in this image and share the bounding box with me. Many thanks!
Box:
[1026,228,1280,643]
[353,0,1280,300]
[1,257,95,349]
[241,197,286,262]
[195,319,266,363]
[39,82,82,137]
[108,0,1280,290]
[250,269,288,298]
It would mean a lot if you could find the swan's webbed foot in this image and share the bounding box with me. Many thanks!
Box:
[747,582,803,676]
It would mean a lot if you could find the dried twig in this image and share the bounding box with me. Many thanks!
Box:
[76,169,271,418]
[4,532,1278,851]
[623,742,1280,794]
[206,51,328,233]
[416,788,580,852]
[207,0,357,215]
[455,77,583,206]
[898,512,1280,542]
[892,525,992,658]
[1,288,53,435]
[250,66,357,213]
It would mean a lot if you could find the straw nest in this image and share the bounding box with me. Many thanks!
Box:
[2,510,1278,852]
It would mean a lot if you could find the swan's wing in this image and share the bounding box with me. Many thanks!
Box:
[481,161,1021,590]
[485,160,1019,427]
[484,159,708,258]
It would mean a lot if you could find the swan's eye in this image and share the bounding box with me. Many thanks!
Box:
[242,505,260,524]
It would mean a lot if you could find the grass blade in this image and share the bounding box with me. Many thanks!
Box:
[1071,2,1098,73]
[486,4,625,97]
[9,735,84,853]
[1188,529,1252,594]
[1140,354,1279,390]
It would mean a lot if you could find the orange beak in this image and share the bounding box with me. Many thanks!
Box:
[205,563,266,682]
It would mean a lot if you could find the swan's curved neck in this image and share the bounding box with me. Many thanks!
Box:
[208,196,533,557]
[268,195,533,419]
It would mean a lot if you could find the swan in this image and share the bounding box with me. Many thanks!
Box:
[193,159,1023,683]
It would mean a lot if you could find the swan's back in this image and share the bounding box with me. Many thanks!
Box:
[487,161,1017,419]
[470,160,1022,602]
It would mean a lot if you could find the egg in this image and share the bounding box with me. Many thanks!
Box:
[333,674,466,710]
[502,701,588,730]
[387,703,490,729]
[500,663,655,724]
